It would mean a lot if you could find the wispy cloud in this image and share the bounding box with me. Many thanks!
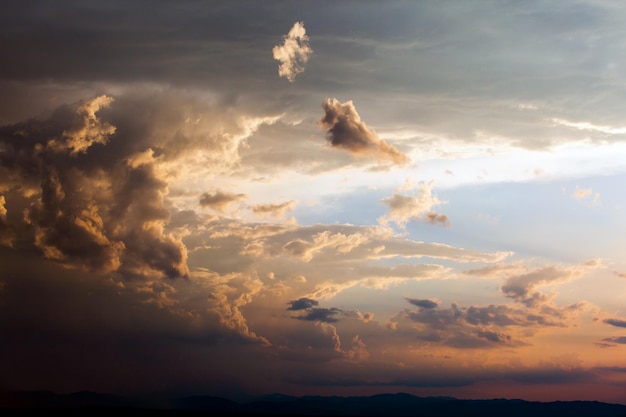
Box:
[551,118,626,135]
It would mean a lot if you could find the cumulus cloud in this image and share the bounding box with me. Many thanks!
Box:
[272,21,312,82]
[379,181,448,227]
[199,190,248,212]
[318,98,410,165]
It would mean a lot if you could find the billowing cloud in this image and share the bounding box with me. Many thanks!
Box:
[199,190,248,212]
[318,98,410,165]
[272,21,312,82]
[0,96,189,279]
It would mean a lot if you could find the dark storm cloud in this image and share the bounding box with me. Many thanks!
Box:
[318,98,409,165]
[0,248,273,394]
[287,297,319,311]
[406,298,438,309]
[0,95,189,279]
[603,318,626,328]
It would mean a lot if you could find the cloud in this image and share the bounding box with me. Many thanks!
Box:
[601,337,626,345]
[398,302,525,349]
[500,262,599,308]
[346,335,370,362]
[379,181,448,227]
[57,95,116,155]
[394,296,588,349]
[0,95,191,279]
[287,297,319,311]
[272,22,313,82]
[462,263,526,278]
[318,98,410,165]
[571,185,600,204]
[604,318,626,328]
[406,298,438,309]
[294,307,342,323]
[252,200,297,218]
[572,186,593,200]
[199,190,248,212]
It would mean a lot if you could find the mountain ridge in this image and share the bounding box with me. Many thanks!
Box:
[2,390,626,417]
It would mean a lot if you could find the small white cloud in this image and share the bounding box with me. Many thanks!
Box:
[572,186,600,204]
[272,22,313,82]
[572,186,592,200]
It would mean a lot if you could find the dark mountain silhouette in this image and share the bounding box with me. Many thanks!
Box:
[1,390,626,416]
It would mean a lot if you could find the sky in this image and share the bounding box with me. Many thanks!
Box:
[2,0,626,404]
